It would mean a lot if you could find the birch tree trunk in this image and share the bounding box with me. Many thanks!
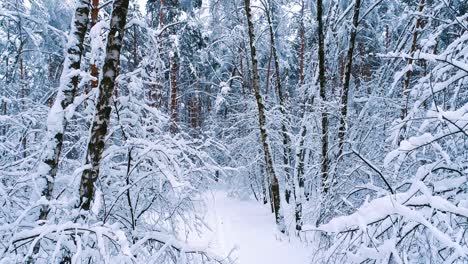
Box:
[294,118,307,231]
[337,0,362,157]
[293,0,307,231]
[89,0,100,90]
[401,0,425,120]
[264,0,293,204]
[79,0,130,211]
[30,1,90,261]
[36,0,90,220]
[244,0,286,233]
[317,0,330,193]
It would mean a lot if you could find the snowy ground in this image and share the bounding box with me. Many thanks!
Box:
[191,191,311,264]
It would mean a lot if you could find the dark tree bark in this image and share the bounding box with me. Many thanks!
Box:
[264,0,293,204]
[265,46,272,97]
[294,123,307,231]
[317,0,330,193]
[159,0,165,26]
[37,0,91,219]
[299,0,305,87]
[89,0,100,90]
[30,1,90,261]
[244,0,286,233]
[170,52,179,134]
[294,0,307,232]
[402,0,425,120]
[79,0,130,211]
[159,0,179,134]
[397,0,425,144]
[337,0,362,157]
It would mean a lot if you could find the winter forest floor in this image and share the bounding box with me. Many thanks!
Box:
[190,191,312,264]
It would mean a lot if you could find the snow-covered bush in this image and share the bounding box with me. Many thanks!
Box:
[314,11,468,263]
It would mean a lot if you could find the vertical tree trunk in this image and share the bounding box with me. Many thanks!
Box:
[317,0,330,193]
[89,0,100,90]
[299,0,305,87]
[293,0,307,232]
[159,0,165,26]
[132,13,139,69]
[91,0,99,26]
[19,49,28,158]
[4,25,10,83]
[337,0,362,157]
[29,1,90,261]
[1,101,6,136]
[264,0,293,204]
[170,53,179,134]
[79,0,130,211]
[262,174,268,204]
[385,25,390,52]
[294,122,307,231]
[160,0,179,134]
[401,0,425,120]
[148,0,166,109]
[239,48,246,95]
[244,0,286,233]
[265,46,272,97]
[36,0,90,219]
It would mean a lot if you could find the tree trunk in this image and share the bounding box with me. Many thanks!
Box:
[337,0,362,157]
[317,0,330,193]
[244,0,286,233]
[36,0,90,219]
[159,0,165,26]
[293,0,307,232]
[79,0,130,211]
[1,101,6,136]
[265,46,272,98]
[132,20,139,69]
[299,0,305,87]
[385,25,390,52]
[294,122,307,231]
[265,0,293,204]
[401,0,425,120]
[89,0,100,90]
[239,47,246,95]
[29,1,90,261]
[170,52,179,134]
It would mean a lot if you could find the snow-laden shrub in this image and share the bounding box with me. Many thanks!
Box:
[313,14,468,264]
[0,59,231,264]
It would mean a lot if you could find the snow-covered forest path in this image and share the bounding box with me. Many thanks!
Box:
[200,191,311,264]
